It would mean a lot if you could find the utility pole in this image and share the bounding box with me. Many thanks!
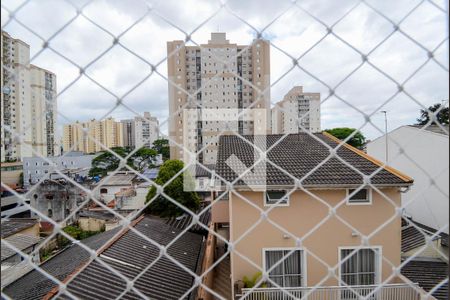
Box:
[380,111,388,164]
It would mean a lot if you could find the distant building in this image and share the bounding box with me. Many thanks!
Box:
[121,112,159,149]
[271,86,321,134]
[1,31,58,162]
[367,125,449,233]
[167,32,271,165]
[1,194,30,218]
[23,152,95,187]
[30,177,86,224]
[63,117,124,153]
[0,162,23,187]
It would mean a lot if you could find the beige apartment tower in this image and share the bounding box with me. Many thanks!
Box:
[63,118,124,154]
[1,31,58,162]
[272,86,321,134]
[167,32,271,165]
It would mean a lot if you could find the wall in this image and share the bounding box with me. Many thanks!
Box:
[367,126,449,233]
[0,162,23,186]
[229,188,402,294]
[78,217,105,232]
[211,199,229,224]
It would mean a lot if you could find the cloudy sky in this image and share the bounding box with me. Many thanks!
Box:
[1,0,448,140]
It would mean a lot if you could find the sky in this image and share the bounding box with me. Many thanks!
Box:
[1,0,448,140]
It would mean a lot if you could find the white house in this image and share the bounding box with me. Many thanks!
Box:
[367,125,449,233]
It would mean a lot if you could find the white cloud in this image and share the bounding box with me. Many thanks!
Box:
[1,0,448,140]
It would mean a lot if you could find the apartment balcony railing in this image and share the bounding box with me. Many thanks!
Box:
[237,283,422,300]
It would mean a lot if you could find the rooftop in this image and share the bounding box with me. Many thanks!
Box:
[3,216,206,300]
[1,218,38,238]
[408,124,449,135]
[401,257,448,300]
[1,234,42,262]
[96,172,136,186]
[3,227,122,300]
[215,133,413,188]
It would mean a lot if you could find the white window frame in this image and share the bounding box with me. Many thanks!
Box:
[338,246,382,287]
[262,247,307,287]
[346,188,372,205]
[264,190,290,207]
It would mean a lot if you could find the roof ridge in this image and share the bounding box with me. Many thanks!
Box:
[322,132,413,183]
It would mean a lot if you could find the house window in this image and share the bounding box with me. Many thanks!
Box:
[264,191,289,206]
[347,188,372,205]
[100,188,108,194]
[340,247,380,286]
[264,249,304,287]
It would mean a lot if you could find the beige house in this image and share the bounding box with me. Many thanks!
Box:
[209,132,426,299]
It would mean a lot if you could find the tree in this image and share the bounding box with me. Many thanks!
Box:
[324,128,366,149]
[88,147,130,177]
[145,160,200,217]
[416,103,449,125]
[152,138,170,161]
[88,147,158,177]
[130,148,158,171]
[18,172,24,187]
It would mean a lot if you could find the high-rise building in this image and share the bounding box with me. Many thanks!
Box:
[121,112,159,149]
[135,112,159,149]
[63,118,123,153]
[271,86,321,134]
[1,31,58,162]
[167,32,271,165]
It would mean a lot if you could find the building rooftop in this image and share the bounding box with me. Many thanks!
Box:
[215,133,413,188]
[53,217,204,300]
[1,234,42,262]
[3,227,122,300]
[96,172,136,186]
[1,218,38,238]
[3,216,206,300]
[408,124,449,135]
[401,257,448,300]
[402,217,448,252]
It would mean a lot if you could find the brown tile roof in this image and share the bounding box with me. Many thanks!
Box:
[215,133,413,188]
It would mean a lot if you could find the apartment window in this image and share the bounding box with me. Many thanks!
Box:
[264,249,304,287]
[347,188,372,205]
[264,191,289,206]
[340,247,380,286]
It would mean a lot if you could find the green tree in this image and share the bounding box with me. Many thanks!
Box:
[416,103,449,125]
[145,159,200,217]
[88,147,158,177]
[152,138,170,161]
[130,148,158,171]
[88,147,130,177]
[324,128,366,149]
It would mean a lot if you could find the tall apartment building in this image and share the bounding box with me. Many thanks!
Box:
[1,31,58,162]
[271,86,321,134]
[167,32,271,165]
[63,117,123,153]
[121,112,159,149]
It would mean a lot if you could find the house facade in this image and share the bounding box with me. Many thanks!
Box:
[212,132,418,299]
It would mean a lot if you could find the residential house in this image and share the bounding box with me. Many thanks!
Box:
[93,171,137,205]
[1,194,31,218]
[209,132,424,299]
[367,125,449,234]
[0,161,23,187]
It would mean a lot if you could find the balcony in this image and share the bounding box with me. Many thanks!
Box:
[237,283,422,300]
